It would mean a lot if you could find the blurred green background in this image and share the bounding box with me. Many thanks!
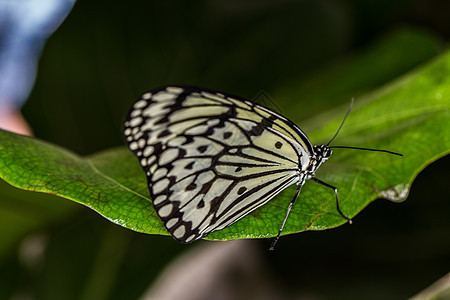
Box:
[1,0,450,299]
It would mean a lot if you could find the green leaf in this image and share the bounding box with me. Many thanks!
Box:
[0,138,166,236]
[1,49,450,242]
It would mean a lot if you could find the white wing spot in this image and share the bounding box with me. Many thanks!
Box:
[184,235,196,243]
[138,138,146,148]
[134,100,148,108]
[143,145,154,157]
[166,86,184,94]
[197,171,215,185]
[173,225,186,239]
[129,117,143,127]
[159,148,180,165]
[130,109,142,117]
[159,203,173,217]
[149,164,157,173]
[185,124,209,135]
[129,142,138,150]
[152,168,168,181]
[153,195,167,205]
[134,132,143,140]
[168,136,187,147]
[147,155,156,167]
[152,178,170,194]
[153,91,176,102]
[166,218,179,228]
[206,118,220,127]
[142,93,152,99]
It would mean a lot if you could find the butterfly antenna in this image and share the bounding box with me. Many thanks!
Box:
[327,98,354,146]
[326,99,403,156]
[329,146,403,156]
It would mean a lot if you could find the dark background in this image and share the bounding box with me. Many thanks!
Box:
[1,0,449,299]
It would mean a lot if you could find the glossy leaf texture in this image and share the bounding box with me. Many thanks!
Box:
[1,48,449,241]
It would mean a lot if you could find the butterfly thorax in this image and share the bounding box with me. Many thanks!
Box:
[304,145,332,179]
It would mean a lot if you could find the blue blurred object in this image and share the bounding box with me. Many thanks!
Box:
[0,0,76,108]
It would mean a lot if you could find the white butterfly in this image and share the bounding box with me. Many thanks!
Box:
[124,86,399,248]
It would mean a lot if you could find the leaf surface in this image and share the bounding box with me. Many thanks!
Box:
[1,49,449,241]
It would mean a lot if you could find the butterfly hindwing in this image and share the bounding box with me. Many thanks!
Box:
[124,86,313,242]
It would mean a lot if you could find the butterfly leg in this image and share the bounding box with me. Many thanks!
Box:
[269,184,302,251]
[311,177,352,224]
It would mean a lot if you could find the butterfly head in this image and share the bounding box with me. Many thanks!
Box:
[313,144,332,160]
[306,145,332,175]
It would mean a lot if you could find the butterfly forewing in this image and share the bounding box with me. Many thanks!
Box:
[123,86,314,242]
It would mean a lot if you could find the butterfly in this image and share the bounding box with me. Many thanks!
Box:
[123,85,401,249]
